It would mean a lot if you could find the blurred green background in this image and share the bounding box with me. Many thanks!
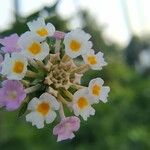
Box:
[0,0,150,150]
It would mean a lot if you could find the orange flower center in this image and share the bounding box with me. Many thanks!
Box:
[70,40,81,52]
[87,55,97,65]
[13,61,24,74]
[77,97,88,109]
[36,28,48,37]
[92,84,101,96]
[37,102,50,116]
[28,42,41,55]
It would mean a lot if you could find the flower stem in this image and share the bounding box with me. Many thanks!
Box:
[70,64,90,74]
[54,40,61,53]
[28,59,39,69]
[60,88,73,101]
[58,101,65,120]
[57,93,70,105]
[45,61,53,71]
[25,70,37,78]
[36,60,47,71]
[21,80,30,87]
[71,84,85,90]
[25,84,40,94]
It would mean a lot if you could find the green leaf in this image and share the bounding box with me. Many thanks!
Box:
[18,102,28,118]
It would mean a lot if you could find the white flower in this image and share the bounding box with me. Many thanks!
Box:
[88,78,110,103]
[27,17,55,40]
[1,53,27,80]
[18,32,49,60]
[64,29,92,58]
[26,92,60,129]
[72,88,95,121]
[82,50,107,70]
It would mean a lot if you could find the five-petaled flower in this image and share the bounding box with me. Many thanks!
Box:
[1,53,28,80]
[72,88,95,121]
[0,80,26,111]
[18,32,49,60]
[53,116,80,142]
[26,93,60,129]
[27,17,55,41]
[82,49,107,70]
[88,78,110,103]
[64,29,92,58]
[0,33,21,53]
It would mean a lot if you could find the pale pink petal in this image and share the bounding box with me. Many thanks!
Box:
[0,80,26,111]
[0,34,21,53]
[53,116,80,142]
[53,31,65,40]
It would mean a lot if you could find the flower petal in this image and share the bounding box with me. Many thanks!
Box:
[45,111,56,124]
[27,97,39,110]
[99,86,110,103]
[26,111,44,129]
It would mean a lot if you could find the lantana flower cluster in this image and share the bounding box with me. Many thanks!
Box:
[0,18,110,142]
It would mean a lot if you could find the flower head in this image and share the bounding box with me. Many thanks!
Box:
[0,80,26,111]
[82,50,107,70]
[1,53,28,80]
[88,78,110,103]
[0,34,21,53]
[27,17,55,41]
[26,93,60,129]
[18,32,49,60]
[72,88,95,121]
[64,29,92,58]
[0,17,110,142]
[53,116,80,142]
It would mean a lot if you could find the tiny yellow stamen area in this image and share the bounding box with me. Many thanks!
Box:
[37,102,50,116]
[28,42,41,55]
[70,40,81,52]
[87,55,97,65]
[77,97,88,109]
[92,84,101,96]
[36,28,48,37]
[8,91,17,100]
[13,61,24,74]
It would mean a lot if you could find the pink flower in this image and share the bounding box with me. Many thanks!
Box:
[53,31,65,40]
[0,80,26,111]
[53,116,80,142]
[0,34,21,53]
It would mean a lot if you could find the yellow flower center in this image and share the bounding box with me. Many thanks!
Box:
[70,40,81,52]
[87,55,97,65]
[37,102,50,116]
[77,97,88,109]
[92,84,101,96]
[13,61,24,74]
[36,28,48,37]
[8,91,17,100]
[28,42,41,55]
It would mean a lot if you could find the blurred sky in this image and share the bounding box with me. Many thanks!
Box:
[0,0,150,46]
